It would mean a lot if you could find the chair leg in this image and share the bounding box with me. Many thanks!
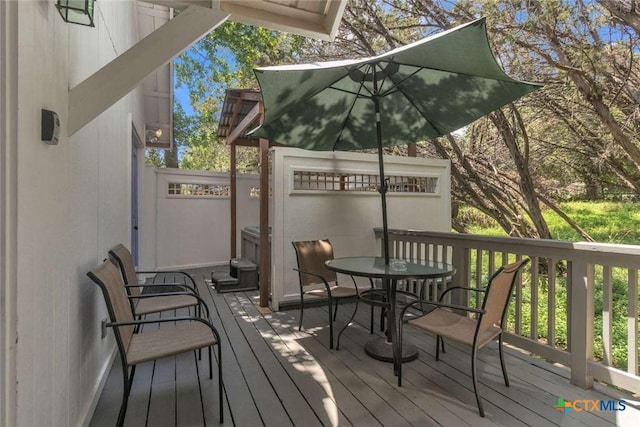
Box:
[117,362,133,427]
[333,299,339,321]
[197,306,203,361]
[298,294,304,331]
[397,320,404,386]
[328,295,334,349]
[129,364,136,384]
[435,336,441,361]
[208,346,213,379]
[370,305,374,334]
[498,334,510,387]
[368,278,375,333]
[134,315,142,333]
[217,342,224,424]
[336,297,359,350]
[471,346,485,417]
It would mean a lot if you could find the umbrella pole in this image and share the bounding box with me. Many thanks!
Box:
[373,95,390,265]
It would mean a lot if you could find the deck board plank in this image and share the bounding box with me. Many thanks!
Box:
[285,301,448,427]
[236,292,394,427]
[311,301,499,427]
[198,273,265,427]
[226,292,324,427]
[231,302,353,426]
[175,351,207,426]
[89,268,640,427]
[220,291,299,426]
[121,330,156,427]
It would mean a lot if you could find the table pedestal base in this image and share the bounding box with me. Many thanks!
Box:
[364,337,419,363]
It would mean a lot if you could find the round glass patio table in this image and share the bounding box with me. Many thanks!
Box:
[325,257,456,363]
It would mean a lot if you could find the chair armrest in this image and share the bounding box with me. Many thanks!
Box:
[400,299,485,319]
[293,268,332,292]
[125,283,195,294]
[136,270,199,294]
[438,285,485,302]
[106,316,221,342]
[127,292,211,318]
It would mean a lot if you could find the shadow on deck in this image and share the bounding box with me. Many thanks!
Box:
[89,267,640,426]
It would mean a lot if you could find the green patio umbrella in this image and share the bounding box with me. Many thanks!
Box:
[250,17,541,264]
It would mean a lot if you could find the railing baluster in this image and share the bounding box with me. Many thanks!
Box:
[548,258,556,349]
[474,249,483,308]
[602,265,612,366]
[531,256,539,341]
[567,260,572,353]
[488,250,495,278]
[512,252,522,335]
[628,269,638,375]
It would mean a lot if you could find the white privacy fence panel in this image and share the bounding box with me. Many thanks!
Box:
[270,147,451,310]
[141,167,260,270]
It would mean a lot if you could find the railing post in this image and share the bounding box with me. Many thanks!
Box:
[450,245,470,307]
[569,259,594,389]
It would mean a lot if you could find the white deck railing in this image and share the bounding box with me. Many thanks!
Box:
[376,228,640,394]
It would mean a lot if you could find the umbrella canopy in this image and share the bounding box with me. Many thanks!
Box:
[250,17,541,263]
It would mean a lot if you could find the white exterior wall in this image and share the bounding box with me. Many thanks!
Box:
[270,148,451,310]
[140,167,260,270]
[6,2,145,426]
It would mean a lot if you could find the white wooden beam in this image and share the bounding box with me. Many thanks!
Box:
[142,0,212,10]
[68,6,230,135]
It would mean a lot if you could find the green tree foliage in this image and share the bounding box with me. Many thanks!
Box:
[310,0,639,240]
[147,20,305,171]
[144,149,165,168]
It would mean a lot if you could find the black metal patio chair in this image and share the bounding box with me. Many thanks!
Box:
[398,258,530,417]
[87,260,223,426]
[292,239,360,350]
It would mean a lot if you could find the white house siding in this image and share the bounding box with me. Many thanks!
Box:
[12,1,144,426]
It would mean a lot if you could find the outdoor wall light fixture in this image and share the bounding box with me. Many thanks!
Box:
[56,0,96,27]
[41,109,61,145]
[146,128,163,144]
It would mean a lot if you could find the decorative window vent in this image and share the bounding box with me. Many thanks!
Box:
[292,171,438,193]
[167,182,230,197]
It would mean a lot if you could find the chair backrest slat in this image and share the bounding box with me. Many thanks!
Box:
[88,260,135,353]
[479,258,529,331]
[109,244,140,296]
[292,239,337,287]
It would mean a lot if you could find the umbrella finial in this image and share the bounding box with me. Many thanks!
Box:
[348,60,399,83]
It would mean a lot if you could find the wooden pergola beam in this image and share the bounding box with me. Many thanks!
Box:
[225,103,260,145]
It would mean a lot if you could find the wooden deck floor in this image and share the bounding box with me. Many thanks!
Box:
[90,268,640,426]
